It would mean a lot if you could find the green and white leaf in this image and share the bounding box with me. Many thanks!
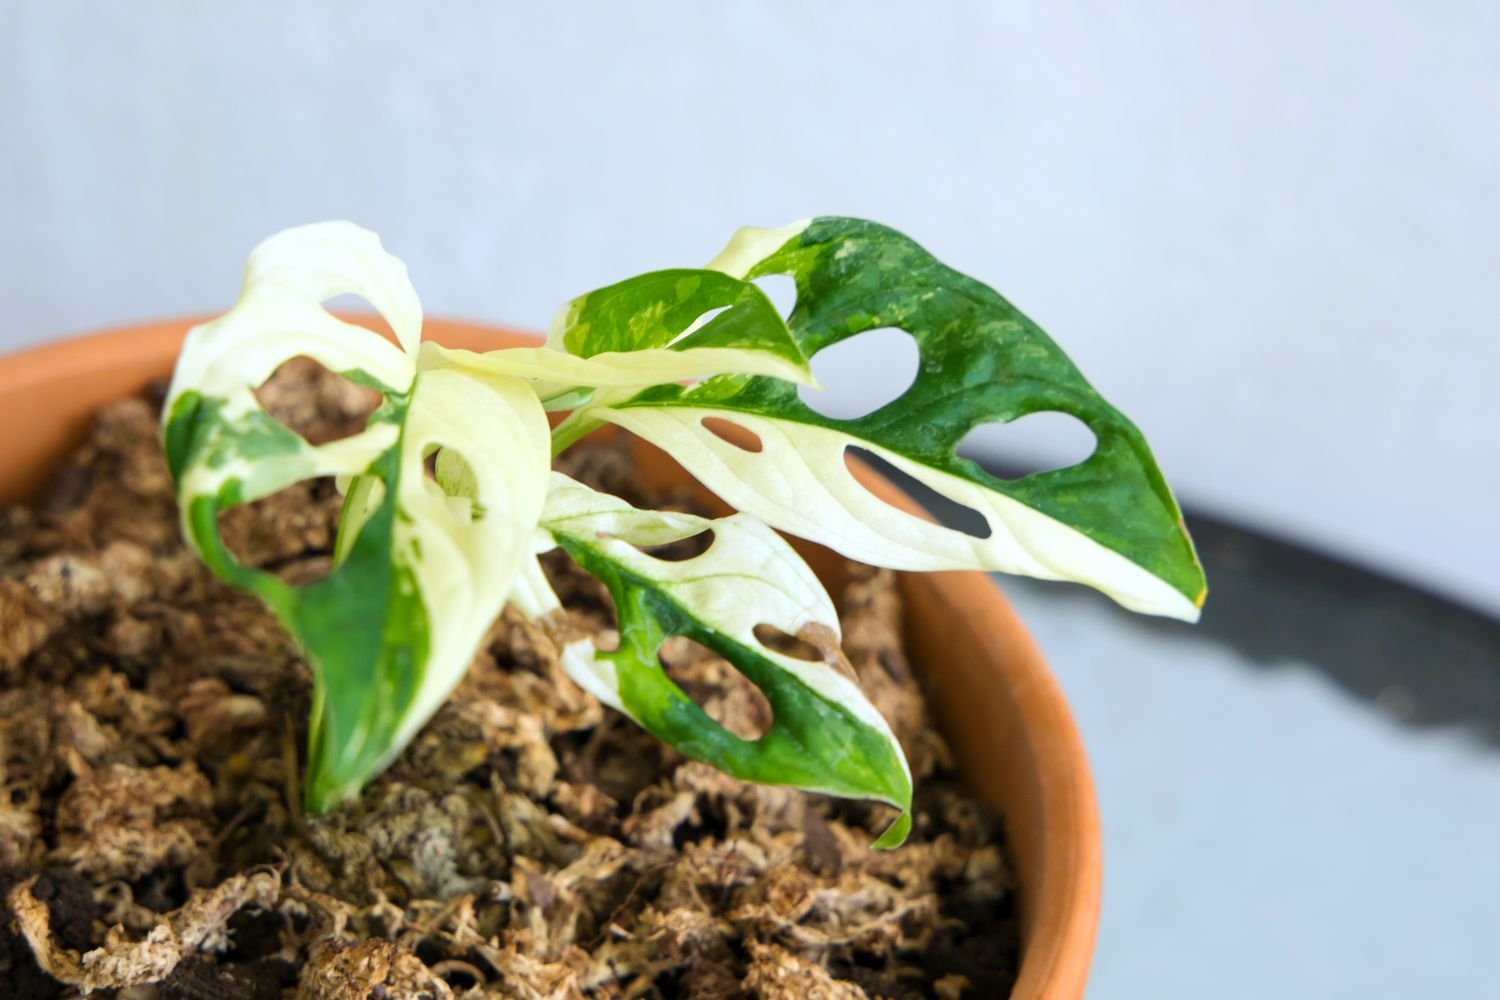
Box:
[568,217,1207,621]
[533,473,913,847]
[162,221,550,811]
[419,264,814,416]
[547,266,806,365]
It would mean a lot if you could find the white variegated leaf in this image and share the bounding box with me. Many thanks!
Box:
[388,364,550,753]
[564,216,1207,621]
[162,221,550,810]
[590,405,1197,619]
[533,473,913,847]
[421,342,814,403]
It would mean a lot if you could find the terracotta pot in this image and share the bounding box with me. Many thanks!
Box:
[0,318,1101,999]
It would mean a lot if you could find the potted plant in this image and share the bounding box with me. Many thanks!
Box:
[0,219,1203,998]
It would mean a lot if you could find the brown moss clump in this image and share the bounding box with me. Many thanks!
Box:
[0,359,1016,998]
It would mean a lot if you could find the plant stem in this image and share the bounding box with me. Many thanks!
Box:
[550,411,603,457]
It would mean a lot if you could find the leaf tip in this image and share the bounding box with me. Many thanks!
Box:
[872,809,912,850]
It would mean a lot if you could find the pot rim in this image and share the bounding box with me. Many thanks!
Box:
[0,316,1101,999]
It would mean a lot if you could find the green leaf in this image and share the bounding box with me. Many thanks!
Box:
[531,473,912,845]
[576,217,1206,620]
[550,267,805,363]
[163,222,550,811]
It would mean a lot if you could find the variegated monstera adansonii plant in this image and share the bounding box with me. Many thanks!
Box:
[162,219,1205,847]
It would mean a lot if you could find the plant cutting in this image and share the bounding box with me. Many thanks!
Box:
[0,217,1203,998]
[163,218,1205,846]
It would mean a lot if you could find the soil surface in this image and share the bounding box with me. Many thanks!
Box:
[0,361,1017,999]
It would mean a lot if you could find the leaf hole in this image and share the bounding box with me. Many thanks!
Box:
[428,445,484,520]
[958,412,1097,479]
[253,356,381,445]
[797,327,919,420]
[659,637,773,741]
[628,529,714,563]
[321,291,376,315]
[672,305,730,345]
[700,416,762,453]
[752,274,797,320]
[215,478,344,580]
[844,445,993,540]
[751,623,824,663]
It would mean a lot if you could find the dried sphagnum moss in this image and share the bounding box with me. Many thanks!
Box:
[0,360,1017,999]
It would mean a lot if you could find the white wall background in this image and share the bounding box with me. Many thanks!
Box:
[3,1,1497,612]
